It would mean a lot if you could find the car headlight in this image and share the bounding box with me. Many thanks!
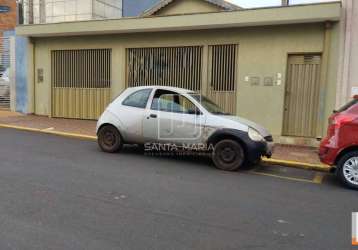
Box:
[248,127,264,142]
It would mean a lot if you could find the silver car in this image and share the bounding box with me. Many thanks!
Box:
[96,86,274,171]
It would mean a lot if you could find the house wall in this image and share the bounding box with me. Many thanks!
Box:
[154,0,222,16]
[336,0,358,107]
[30,22,339,139]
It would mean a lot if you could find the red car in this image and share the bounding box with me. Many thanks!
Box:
[319,95,358,189]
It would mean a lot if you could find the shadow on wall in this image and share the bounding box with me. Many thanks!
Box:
[122,0,159,17]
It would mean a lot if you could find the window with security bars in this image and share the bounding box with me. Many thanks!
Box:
[126,46,202,91]
[52,49,111,88]
[209,44,237,91]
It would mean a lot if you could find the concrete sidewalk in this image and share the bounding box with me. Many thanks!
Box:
[0,110,329,171]
[0,111,97,136]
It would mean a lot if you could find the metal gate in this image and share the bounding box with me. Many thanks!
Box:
[126,45,238,114]
[126,46,202,91]
[207,44,238,114]
[51,49,111,120]
[0,36,10,109]
[283,54,322,137]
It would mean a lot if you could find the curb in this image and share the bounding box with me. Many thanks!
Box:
[0,123,331,173]
[262,158,332,173]
[0,123,97,141]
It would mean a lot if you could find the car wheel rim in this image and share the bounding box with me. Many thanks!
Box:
[343,156,358,186]
[220,146,236,163]
[103,131,116,147]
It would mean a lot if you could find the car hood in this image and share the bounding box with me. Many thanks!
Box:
[220,115,271,137]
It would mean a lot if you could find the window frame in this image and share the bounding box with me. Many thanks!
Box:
[121,88,153,109]
[150,89,202,115]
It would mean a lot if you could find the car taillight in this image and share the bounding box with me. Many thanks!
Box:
[332,114,356,129]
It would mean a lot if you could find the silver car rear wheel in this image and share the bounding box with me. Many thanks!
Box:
[98,125,123,153]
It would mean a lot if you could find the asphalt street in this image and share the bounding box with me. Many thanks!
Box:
[0,128,357,250]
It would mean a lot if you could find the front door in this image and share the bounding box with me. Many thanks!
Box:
[143,89,205,145]
[283,54,322,138]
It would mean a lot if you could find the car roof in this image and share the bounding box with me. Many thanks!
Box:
[128,85,196,95]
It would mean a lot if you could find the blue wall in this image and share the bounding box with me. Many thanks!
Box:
[15,36,28,113]
[122,0,159,16]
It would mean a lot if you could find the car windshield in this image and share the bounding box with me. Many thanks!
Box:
[190,94,230,115]
[336,98,358,113]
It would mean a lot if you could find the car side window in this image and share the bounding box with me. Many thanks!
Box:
[122,89,152,109]
[151,90,200,114]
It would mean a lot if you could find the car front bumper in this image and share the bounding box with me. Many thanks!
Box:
[265,142,274,158]
[206,129,274,163]
[245,139,274,162]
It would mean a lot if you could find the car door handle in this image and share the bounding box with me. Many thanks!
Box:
[149,114,157,119]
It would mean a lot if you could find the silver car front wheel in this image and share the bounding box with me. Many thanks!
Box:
[212,139,245,171]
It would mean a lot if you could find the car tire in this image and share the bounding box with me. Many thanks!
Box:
[97,125,123,153]
[337,150,358,190]
[212,139,245,171]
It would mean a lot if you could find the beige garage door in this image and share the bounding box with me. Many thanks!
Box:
[51,49,111,120]
[207,44,238,115]
[126,46,202,91]
[283,54,322,138]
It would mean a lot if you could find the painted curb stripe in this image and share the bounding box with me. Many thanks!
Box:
[312,173,324,184]
[249,171,318,184]
[0,123,97,141]
[262,158,331,173]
